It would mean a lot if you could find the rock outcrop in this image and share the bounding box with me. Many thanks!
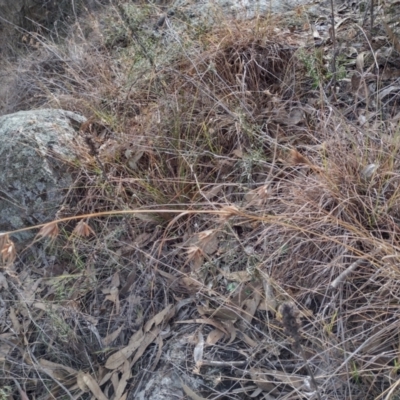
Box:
[0,109,86,241]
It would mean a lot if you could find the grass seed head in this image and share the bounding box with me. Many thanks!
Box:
[37,222,59,240]
[73,220,95,237]
[0,234,16,266]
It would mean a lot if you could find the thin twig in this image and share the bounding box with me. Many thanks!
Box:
[330,250,379,289]
[330,257,365,289]
[370,0,375,33]
[200,360,247,367]
[329,0,337,90]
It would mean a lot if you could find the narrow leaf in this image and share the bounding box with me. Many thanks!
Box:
[144,304,174,332]
[105,329,144,370]
[82,373,108,400]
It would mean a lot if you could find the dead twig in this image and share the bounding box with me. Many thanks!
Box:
[330,250,379,289]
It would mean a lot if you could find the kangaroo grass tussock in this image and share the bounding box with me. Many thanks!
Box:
[4,1,400,398]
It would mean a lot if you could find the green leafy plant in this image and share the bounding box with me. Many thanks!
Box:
[0,387,12,400]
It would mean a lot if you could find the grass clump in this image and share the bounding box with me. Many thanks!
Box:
[2,1,400,399]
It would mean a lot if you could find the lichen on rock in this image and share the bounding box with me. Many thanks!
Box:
[0,109,86,241]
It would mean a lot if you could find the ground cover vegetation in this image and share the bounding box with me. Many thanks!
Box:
[1,0,400,398]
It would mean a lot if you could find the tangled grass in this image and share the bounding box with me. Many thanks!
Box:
[2,1,400,399]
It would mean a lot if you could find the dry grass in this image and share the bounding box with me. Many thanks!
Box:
[2,1,400,399]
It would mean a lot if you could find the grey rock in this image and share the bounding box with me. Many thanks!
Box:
[167,0,313,26]
[136,372,184,400]
[0,109,86,241]
[134,336,205,400]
